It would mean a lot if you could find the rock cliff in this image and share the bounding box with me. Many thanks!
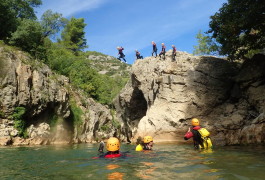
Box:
[115,51,265,145]
[0,45,119,145]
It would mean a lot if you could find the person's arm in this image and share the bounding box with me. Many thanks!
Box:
[184,127,193,140]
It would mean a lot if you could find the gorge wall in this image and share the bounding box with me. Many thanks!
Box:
[0,46,118,145]
[115,51,265,145]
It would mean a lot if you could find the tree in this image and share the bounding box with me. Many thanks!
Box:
[41,9,67,38]
[208,0,265,60]
[0,0,42,41]
[9,19,43,56]
[61,17,88,52]
[193,30,219,55]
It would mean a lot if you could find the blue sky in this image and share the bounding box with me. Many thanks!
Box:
[36,0,227,64]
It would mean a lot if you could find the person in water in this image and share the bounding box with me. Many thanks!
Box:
[117,46,126,62]
[135,49,143,60]
[104,137,121,158]
[159,43,166,60]
[184,118,212,149]
[171,45,177,61]
[136,136,154,151]
[98,139,105,153]
[151,41,157,57]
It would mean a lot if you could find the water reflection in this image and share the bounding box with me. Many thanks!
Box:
[136,162,157,179]
[106,164,124,180]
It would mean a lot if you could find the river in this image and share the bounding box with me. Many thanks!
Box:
[0,143,264,179]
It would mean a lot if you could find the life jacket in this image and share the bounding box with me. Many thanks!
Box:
[197,128,212,149]
[153,43,157,51]
[162,45,166,52]
[135,144,143,151]
[104,153,121,158]
[118,47,124,54]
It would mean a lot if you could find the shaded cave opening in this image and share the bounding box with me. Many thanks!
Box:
[126,87,148,127]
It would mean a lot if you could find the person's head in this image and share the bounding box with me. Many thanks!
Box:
[143,136,153,144]
[106,137,120,152]
[152,41,155,45]
[116,46,120,50]
[143,136,153,149]
[172,45,175,48]
[162,43,164,46]
[191,118,200,126]
[135,49,138,52]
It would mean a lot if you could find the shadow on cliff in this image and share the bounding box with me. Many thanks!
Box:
[184,54,265,145]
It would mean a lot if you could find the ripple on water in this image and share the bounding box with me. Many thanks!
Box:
[0,144,265,179]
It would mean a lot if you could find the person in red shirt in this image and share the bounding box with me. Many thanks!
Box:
[184,118,204,149]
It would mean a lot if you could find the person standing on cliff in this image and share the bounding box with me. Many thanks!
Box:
[184,118,212,149]
[151,41,157,57]
[159,43,166,60]
[171,45,177,61]
[117,46,126,62]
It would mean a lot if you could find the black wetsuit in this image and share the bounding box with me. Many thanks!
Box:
[152,43,157,57]
[191,129,204,149]
[159,45,166,59]
[136,51,143,59]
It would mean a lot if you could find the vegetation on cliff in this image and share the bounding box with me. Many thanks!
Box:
[0,0,129,106]
[193,0,265,60]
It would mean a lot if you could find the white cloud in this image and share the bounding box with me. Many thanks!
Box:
[37,0,108,17]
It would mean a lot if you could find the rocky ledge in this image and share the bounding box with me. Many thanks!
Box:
[115,51,265,145]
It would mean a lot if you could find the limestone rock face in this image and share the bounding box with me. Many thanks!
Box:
[115,51,265,145]
[70,91,117,143]
[0,47,117,145]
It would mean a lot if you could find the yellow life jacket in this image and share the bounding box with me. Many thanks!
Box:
[135,144,143,151]
[198,128,212,149]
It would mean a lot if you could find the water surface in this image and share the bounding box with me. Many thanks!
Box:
[0,144,264,179]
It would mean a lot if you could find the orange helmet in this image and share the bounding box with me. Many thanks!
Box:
[106,137,120,151]
[191,118,200,126]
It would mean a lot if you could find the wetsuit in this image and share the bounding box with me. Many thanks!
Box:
[117,47,126,62]
[152,43,157,57]
[143,143,153,150]
[172,47,177,61]
[98,141,105,153]
[184,126,204,149]
[136,51,143,59]
[159,45,166,59]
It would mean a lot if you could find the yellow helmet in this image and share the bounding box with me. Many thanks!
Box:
[106,137,120,152]
[143,136,153,143]
[191,118,200,126]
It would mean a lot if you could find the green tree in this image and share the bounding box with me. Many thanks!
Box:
[61,17,88,52]
[0,0,42,41]
[208,0,265,60]
[9,19,43,56]
[41,9,67,38]
[193,30,219,55]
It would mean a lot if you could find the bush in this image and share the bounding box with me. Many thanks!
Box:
[69,99,83,133]
[12,107,28,138]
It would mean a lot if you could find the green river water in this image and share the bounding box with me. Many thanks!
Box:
[0,143,264,180]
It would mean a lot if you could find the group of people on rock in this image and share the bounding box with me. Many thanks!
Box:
[116,41,177,63]
[97,118,212,158]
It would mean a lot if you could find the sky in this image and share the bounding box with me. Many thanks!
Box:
[36,0,227,64]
